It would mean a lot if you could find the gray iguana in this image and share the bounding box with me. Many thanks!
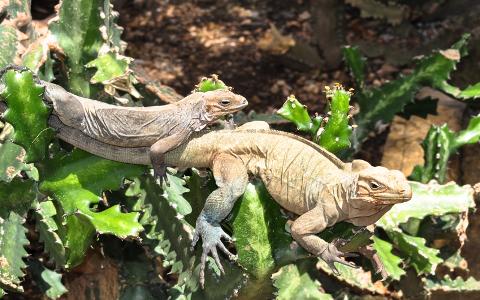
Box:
[0,65,248,181]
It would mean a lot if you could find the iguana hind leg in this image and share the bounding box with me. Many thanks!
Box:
[191,153,248,288]
[150,131,190,183]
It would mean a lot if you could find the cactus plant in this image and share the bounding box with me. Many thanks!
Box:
[411,115,480,183]
[277,84,353,155]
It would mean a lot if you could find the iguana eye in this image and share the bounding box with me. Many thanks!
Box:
[369,181,381,190]
[220,99,231,106]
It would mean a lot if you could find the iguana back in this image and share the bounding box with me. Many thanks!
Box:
[43,82,227,147]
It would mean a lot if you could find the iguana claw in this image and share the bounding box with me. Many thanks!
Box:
[153,164,168,186]
[192,216,236,288]
[320,243,358,275]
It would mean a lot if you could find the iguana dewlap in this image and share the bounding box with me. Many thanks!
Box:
[48,119,412,286]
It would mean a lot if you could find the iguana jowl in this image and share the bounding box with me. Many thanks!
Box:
[47,118,413,286]
[0,65,248,181]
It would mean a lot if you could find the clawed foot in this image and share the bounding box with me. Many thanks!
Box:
[153,164,168,186]
[320,243,359,276]
[191,217,236,288]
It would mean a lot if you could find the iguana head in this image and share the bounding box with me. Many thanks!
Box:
[201,89,248,121]
[350,160,412,205]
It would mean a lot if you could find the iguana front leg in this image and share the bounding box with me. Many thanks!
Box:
[291,204,357,275]
[191,153,248,287]
[150,131,190,182]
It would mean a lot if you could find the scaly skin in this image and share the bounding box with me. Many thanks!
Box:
[0,64,248,181]
[47,120,412,286]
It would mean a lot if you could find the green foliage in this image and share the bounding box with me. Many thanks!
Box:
[372,236,405,280]
[86,52,130,84]
[194,75,228,92]
[49,0,135,98]
[161,171,192,216]
[425,276,480,292]
[374,181,474,279]
[277,95,322,133]
[317,260,378,294]
[345,35,470,148]
[0,129,30,182]
[411,115,480,183]
[342,46,365,89]
[0,212,28,292]
[39,149,145,266]
[0,178,36,219]
[35,200,66,267]
[273,263,333,300]
[38,268,67,299]
[28,261,67,299]
[277,85,353,154]
[231,180,290,279]
[1,70,53,162]
[49,0,104,96]
[0,25,19,68]
[317,85,353,153]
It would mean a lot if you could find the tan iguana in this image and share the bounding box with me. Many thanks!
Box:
[47,118,412,286]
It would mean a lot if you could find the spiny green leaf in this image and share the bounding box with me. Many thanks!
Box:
[317,85,352,153]
[0,212,28,292]
[86,52,129,83]
[412,115,480,183]
[425,275,480,292]
[63,215,95,267]
[21,42,49,74]
[49,0,104,97]
[100,1,124,52]
[230,180,290,279]
[0,25,19,68]
[377,181,474,228]
[272,263,333,300]
[454,115,480,147]
[1,70,53,162]
[194,75,228,92]
[35,200,66,267]
[29,260,67,299]
[40,267,67,299]
[277,95,318,133]
[0,125,37,182]
[385,229,441,275]
[342,46,366,89]
[39,149,145,266]
[317,259,379,294]
[352,34,470,145]
[161,172,192,217]
[39,149,145,236]
[458,82,480,99]
[372,236,405,280]
[375,181,472,277]
[0,178,37,219]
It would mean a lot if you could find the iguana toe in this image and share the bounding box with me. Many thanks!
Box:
[193,216,235,288]
[320,243,359,276]
[153,164,168,185]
